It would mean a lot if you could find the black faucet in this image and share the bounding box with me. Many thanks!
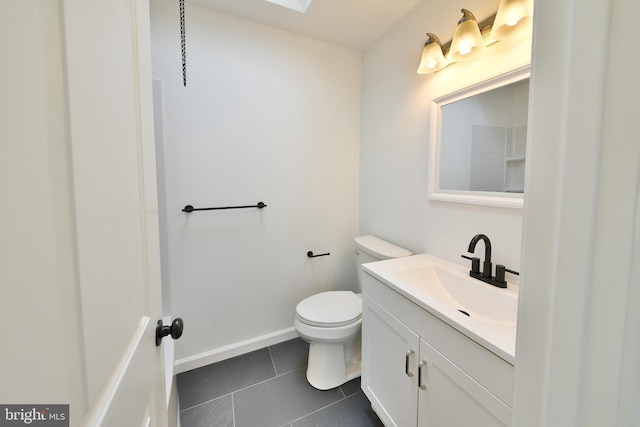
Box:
[461,234,519,288]
[468,234,492,278]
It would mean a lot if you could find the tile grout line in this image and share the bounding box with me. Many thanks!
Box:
[206,349,281,405]
[286,392,360,425]
[230,371,360,426]
[178,359,284,414]
[231,392,236,427]
[276,367,305,378]
[267,345,279,376]
[226,367,302,399]
[179,391,233,413]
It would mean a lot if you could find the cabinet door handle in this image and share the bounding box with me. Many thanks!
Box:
[418,360,427,390]
[405,350,415,377]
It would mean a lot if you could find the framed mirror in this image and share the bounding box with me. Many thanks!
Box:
[429,65,530,208]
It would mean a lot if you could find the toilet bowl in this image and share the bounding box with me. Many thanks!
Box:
[295,291,362,390]
[295,236,411,390]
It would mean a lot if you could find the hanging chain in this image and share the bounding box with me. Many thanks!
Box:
[180,0,186,86]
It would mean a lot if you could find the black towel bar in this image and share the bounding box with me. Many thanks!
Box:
[182,202,266,213]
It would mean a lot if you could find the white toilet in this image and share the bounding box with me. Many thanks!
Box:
[295,235,411,390]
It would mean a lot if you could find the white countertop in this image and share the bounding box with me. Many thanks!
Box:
[363,253,518,364]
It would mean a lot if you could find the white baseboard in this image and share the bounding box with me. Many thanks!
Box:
[174,327,299,374]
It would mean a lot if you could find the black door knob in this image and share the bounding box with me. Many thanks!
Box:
[156,318,184,346]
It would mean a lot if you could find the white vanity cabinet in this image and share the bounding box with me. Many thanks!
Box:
[362,293,420,427]
[362,272,514,427]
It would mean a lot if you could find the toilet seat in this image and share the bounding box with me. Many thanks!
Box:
[296,291,362,327]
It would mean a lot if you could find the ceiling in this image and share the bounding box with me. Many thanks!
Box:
[187,0,423,50]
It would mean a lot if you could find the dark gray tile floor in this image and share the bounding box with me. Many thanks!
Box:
[177,338,384,427]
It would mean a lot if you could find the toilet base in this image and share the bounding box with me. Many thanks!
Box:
[305,333,361,390]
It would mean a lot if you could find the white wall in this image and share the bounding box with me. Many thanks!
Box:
[359,0,531,272]
[514,0,640,424]
[150,0,361,365]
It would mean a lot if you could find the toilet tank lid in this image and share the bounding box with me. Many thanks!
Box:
[355,235,412,259]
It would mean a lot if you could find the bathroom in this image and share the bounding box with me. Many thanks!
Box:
[148,0,639,425]
[3,0,638,425]
[151,0,525,371]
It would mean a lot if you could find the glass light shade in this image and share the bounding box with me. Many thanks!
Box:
[448,11,485,62]
[417,34,447,74]
[490,0,533,41]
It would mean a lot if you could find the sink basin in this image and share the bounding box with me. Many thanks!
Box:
[394,264,517,328]
[362,253,518,362]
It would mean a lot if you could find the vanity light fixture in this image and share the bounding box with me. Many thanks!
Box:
[417,2,532,75]
[417,33,447,74]
[490,0,534,41]
[417,9,495,74]
[448,9,485,61]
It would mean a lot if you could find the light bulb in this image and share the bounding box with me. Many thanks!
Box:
[417,33,447,74]
[448,10,484,62]
[490,0,533,41]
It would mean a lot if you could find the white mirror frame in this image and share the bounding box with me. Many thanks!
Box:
[429,65,531,209]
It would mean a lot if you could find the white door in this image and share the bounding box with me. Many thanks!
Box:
[1,1,170,426]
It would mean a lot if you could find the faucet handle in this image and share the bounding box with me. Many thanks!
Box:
[505,267,520,275]
[461,255,480,274]
[495,265,520,284]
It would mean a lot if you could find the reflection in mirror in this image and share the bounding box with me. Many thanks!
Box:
[429,66,530,209]
[440,79,529,193]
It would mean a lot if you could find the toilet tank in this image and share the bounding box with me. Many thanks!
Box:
[354,235,411,290]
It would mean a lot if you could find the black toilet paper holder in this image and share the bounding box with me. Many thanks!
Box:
[307,251,330,258]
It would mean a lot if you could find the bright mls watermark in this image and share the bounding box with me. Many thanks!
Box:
[0,405,68,426]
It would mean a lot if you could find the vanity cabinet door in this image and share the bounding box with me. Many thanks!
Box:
[418,339,511,427]
[362,295,420,427]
